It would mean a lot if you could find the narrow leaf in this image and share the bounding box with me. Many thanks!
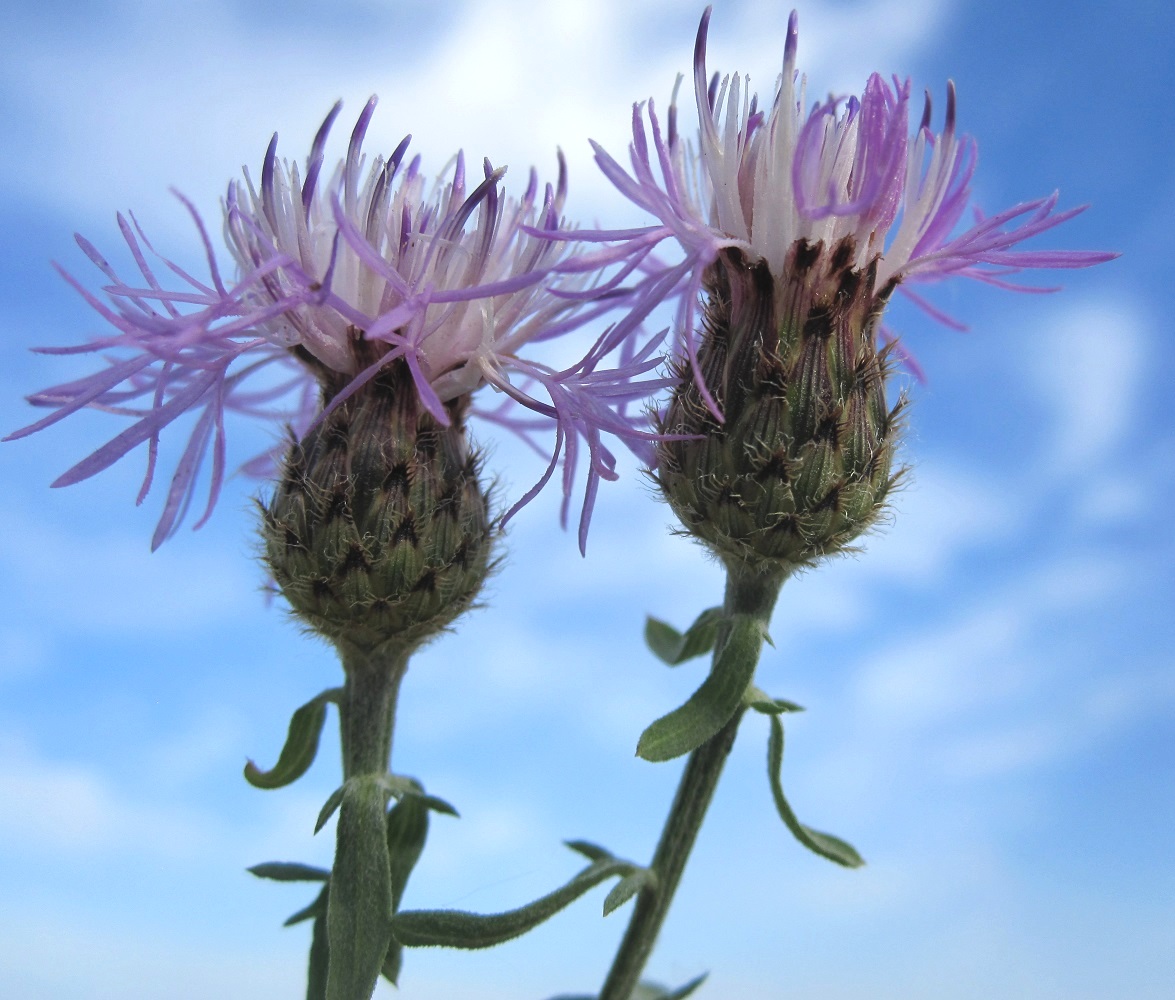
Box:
[602,868,657,916]
[244,688,341,790]
[644,606,724,665]
[381,940,403,988]
[564,840,613,863]
[637,614,766,762]
[248,861,330,883]
[628,974,709,1000]
[767,716,865,868]
[391,858,634,950]
[327,778,395,1000]
[745,686,805,715]
[314,785,346,834]
[284,884,328,927]
[306,908,330,1000]
[656,973,709,999]
[414,793,459,817]
[386,796,429,911]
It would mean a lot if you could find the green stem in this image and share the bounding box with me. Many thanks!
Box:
[598,566,784,1000]
[327,643,410,1000]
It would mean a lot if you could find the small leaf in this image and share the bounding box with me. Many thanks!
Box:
[306,906,330,1000]
[248,861,330,883]
[602,868,657,916]
[631,974,709,1000]
[767,715,864,868]
[637,614,766,762]
[284,884,328,927]
[413,793,459,817]
[381,939,403,988]
[645,606,724,665]
[391,857,635,950]
[386,796,429,911]
[745,686,805,715]
[243,688,341,790]
[314,785,346,834]
[327,778,395,1000]
[564,840,614,863]
[374,773,420,800]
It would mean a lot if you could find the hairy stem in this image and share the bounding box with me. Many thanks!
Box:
[598,566,784,1000]
[327,643,409,1000]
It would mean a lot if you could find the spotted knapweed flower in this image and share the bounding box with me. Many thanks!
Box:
[572,7,1116,572]
[7,98,668,558]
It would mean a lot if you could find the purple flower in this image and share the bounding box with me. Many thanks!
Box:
[578,7,1117,413]
[7,98,669,551]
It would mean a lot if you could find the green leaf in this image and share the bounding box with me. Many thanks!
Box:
[767,715,864,868]
[644,607,724,665]
[391,857,636,950]
[386,795,429,911]
[284,884,328,927]
[314,785,346,834]
[381,940,403,989]
[414,793,459,816]
[602,868,657,916]
[306,906,330,1000]
[637,614,766,762]
[563,840,613,863]
[745,685,805,715]
[327,777,395,1000]
[248,861,330,883]
[244,688,341,790]
[634,974,709,1000]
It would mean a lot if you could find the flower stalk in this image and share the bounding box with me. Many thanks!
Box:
[328,645,408,1000]
[599,565,785,1000]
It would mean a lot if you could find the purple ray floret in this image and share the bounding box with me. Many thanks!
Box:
[8,99,665,551]
[571,5,1117,407]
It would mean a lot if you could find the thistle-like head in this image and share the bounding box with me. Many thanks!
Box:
[583,6,1116,571]
[262,343,493,657]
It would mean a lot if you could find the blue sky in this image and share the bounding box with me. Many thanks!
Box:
[1,1,1171,998]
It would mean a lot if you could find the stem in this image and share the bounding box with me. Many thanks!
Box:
[338,644,408,781]
[327,643,410,1000]
[598,566,784,1000]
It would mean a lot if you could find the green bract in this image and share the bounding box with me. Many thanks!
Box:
[263,349,494,656]
[656,239,905,573]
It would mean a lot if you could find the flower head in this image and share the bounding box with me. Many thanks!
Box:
[588,7,1116,404]
[577,7,1116,572]
[8,98,668,551]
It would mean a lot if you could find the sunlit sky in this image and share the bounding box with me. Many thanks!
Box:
[2,1,1172,998]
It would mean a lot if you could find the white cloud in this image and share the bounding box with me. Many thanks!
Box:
[0,506,258,634]
[0,734,218,857]
[1024,295,1148,472]
[4,0,957,240]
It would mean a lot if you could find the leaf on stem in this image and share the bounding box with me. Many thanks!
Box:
[244,688,341,789]
[307,902,330,1000]
[314,784,346,834]
[327,776,395,1000]
[381,793,431,986]
[644,607,724,665]
[602,868,658,916]
[284,884,329,927]
[767,715,864,868]
[745,685,805,715]
[390,854,640,950]
[637,614,766,762]
[636,974,709,999]
[247,861,331,883]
